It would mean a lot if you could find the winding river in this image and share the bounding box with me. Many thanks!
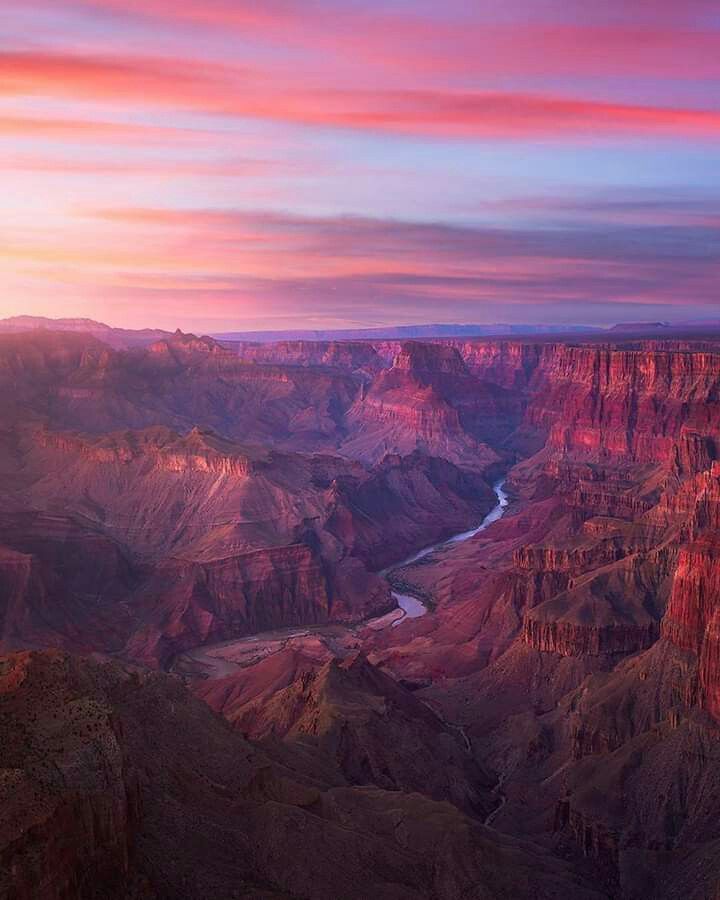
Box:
[386,478,509,627]
[174,479,509,675]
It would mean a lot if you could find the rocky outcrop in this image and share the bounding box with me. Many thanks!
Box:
[520,554,664,658]
[35,424,259,476]
[662,537,720,721]
[230,338,385,375]
[0,652,138,899]
[555,673,720,898]
[344,345,467,449]
[341,341,514,471]
[446,339,544,389]
[199,652,496,817]
[147,328,231,361]
[525,345,720,466]
[662,539,720,653]
[569,486,654,519]
[672,429,718,477]
[699,608,720,722]
[125,543,344,668]
[0,650,605,900]
[0,514,137,656]
[650,462,720,537]
[392,341,469,376]
[522,616,658,658]
[513,539,630,576]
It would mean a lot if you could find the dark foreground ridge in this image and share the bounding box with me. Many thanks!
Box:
[0,650,603,899]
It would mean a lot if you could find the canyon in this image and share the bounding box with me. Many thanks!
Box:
[2,322,720,898]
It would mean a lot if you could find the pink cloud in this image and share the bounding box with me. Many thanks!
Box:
[0,154,297,177]
[2,51,720,141]
[54,2,720,81]
[7,202,718,329]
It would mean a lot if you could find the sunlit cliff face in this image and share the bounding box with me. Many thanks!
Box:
[1,0,719,332]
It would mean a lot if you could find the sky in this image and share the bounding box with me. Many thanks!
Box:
[0,0,718,332]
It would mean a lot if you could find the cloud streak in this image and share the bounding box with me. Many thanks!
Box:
[3,51,720,141]
[1,1,718,329]
[7,205,709,328]
[37,1,720,82]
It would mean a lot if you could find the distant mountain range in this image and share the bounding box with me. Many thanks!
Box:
[609,319,720,333]
[211,323,604,342]
[0,317,606,347]
[3,315,720,347]
[0,315,169,348]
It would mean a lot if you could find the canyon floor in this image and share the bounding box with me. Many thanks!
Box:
[2,324,720,898]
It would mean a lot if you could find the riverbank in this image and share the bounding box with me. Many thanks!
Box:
[173,478,510,675]
[386,479,508,627]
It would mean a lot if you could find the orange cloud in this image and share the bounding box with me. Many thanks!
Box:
[0,114,213,144]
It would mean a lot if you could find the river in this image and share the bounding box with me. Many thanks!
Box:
[173,478,509,675]
[387,478,508,627]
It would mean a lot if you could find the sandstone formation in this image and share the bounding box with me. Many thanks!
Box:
[341,341,515,471]
[3,326,720,898]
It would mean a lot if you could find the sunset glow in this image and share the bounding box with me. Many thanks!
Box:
[1,0,718,331]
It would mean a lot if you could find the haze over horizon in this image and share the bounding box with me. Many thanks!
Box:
[4,312,720,340]
[1,0,718,332]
